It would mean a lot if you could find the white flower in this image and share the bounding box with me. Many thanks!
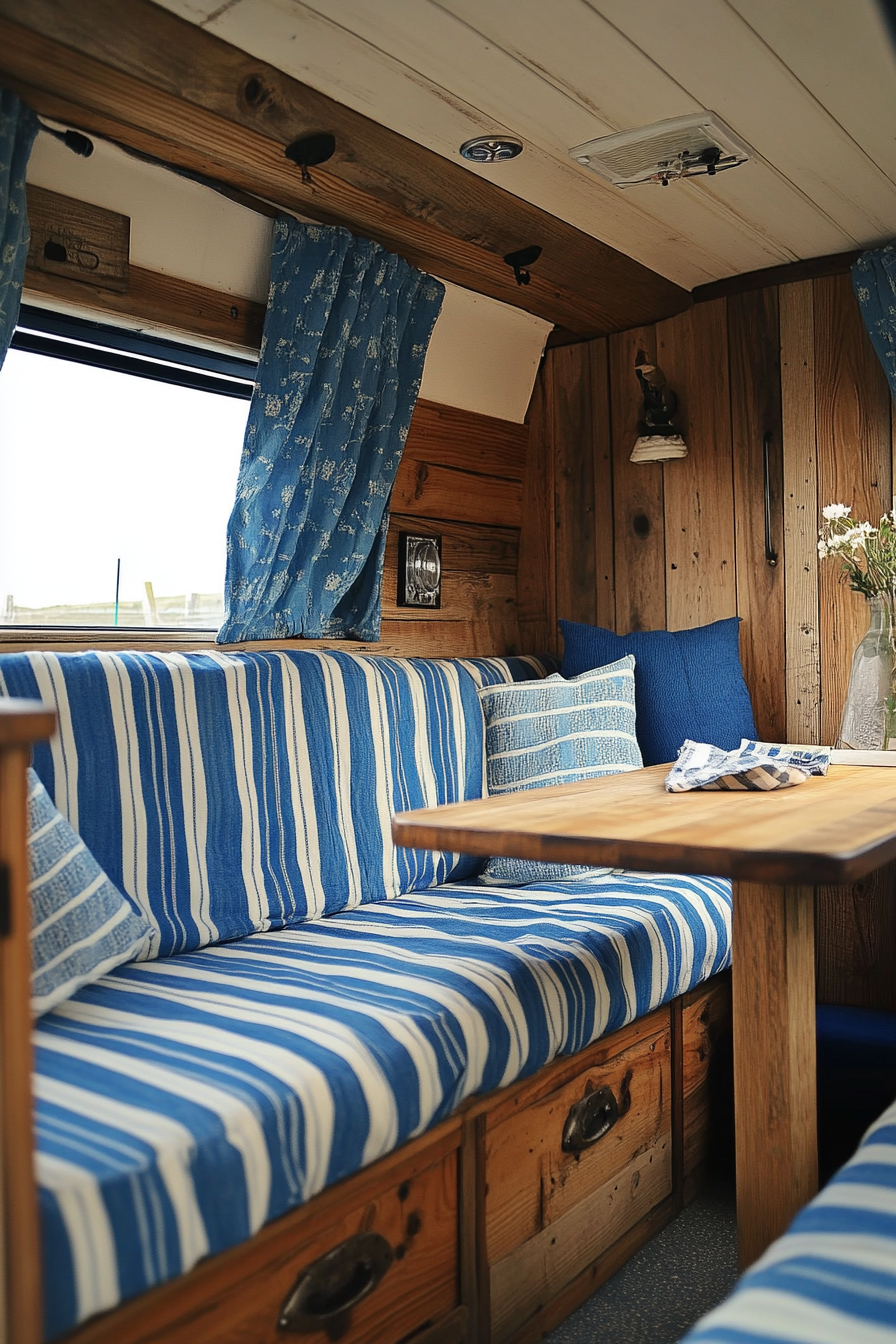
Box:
[822,503,851,520]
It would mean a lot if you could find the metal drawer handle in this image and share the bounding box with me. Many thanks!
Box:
[278,1230,393,1334]
[561,1084,619,1153]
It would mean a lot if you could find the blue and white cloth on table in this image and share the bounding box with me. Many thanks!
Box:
[665,739,831,793]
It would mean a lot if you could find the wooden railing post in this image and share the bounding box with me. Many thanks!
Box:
[0,700,57,1344]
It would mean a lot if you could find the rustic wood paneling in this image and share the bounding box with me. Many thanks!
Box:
[550,344,598,630]
[728,288,786,741]
[590,341,616,631]
[780,280,821,745]
[517,369,558,655]
[0,2,690,336]
[608,327,665,633]
[814,272,892,747]
[656,299,737,633]
[539,273,896,1012]
[25,184,129,293]
[24,264,266,352]
[404,403,527,482]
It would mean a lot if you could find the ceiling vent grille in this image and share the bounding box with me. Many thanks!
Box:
[570,112,751,188]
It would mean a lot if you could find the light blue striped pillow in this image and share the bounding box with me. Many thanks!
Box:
[477,657,642,885]
[27,769,150,1015]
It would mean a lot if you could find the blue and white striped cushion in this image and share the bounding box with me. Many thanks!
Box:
[478,657,642,885]
[27,769,149,1015]
[35,870,732,1339]
[0,651,551,958]
[683,1094,896,1342]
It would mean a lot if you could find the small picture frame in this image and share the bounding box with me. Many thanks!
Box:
[397,533,442,608]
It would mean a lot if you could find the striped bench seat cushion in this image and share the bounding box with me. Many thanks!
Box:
[37,871,732,1339]
[0,650,552,958]
[684,1094,896,1343]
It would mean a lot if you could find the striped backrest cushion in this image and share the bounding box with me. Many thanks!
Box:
[27,768,149,1014]
[477,657,642,885]
[0,650,550,957]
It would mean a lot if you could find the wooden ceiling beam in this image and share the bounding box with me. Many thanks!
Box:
[0,0,691,337]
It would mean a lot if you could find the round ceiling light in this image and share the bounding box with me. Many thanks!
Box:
[459,136,523,164]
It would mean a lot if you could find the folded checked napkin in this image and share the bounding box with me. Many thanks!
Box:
[665,739,831,793]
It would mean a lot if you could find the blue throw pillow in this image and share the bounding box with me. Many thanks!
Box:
[27,769,150,1015]
[477,657,642,886]
[560,617,756,767]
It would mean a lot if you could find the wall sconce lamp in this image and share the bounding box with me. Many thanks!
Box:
[285,132,336,184]
[630,349,688,462]
[504,245,542,286]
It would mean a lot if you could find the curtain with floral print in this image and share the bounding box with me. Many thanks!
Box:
[218,218,444,644]
[0,89,39,368]
[853,243,896,402]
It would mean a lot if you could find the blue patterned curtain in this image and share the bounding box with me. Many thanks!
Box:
[218,219,444,644]
[853,243,896,400]
[0,89,39,368]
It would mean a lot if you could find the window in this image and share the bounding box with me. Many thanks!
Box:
[0,307,254,629]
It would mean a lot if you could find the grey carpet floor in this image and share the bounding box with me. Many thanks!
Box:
[545,1184,738,1344]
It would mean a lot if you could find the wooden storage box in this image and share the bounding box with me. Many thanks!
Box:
[63,1121,465,1344]
[483,1007,673,1344]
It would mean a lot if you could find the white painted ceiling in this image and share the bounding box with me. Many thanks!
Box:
[152,0,896,289]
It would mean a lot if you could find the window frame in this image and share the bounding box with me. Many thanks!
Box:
[1,306,257,637]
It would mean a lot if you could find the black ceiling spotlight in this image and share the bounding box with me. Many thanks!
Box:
[504,245,542,286]
[38,121,94,158]
[284,132,336,184]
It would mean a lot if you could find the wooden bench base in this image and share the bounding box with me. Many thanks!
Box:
[57,974,732,1344]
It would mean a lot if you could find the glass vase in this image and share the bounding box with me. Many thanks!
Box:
[837,593,896,750]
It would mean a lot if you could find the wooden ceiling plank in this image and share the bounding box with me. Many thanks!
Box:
[729,0,896,185]
[593,0,896,243]
[294,0,852,262]
[201,0,828,281]
[0,0,691,335]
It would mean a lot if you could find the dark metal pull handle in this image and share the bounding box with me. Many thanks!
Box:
[561,1084,619,1153]
[763,431,778,568]
[278,1231,393,1334]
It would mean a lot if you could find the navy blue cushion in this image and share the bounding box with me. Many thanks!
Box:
[559,617,757,767]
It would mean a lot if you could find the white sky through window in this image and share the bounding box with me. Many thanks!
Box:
[0,347,248,624]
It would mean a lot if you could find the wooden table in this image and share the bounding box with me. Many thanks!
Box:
[392,761,896,1268]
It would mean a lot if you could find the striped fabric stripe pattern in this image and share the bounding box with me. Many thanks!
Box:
[684,1095,896,1342]
[35,871,732,1339]
[27,769,150,1015]
[478,657,642,885]
[0,651,552,958]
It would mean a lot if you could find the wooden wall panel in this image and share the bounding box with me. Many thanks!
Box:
[656,299,737,633]
[608,327,665,633]
[780,281,821,745]
[531,272,896,1011]
[590,341,616,631]
[551,344,598,630]
[517,369,558,655]
[814,272,893,747]
[729,288,786,742]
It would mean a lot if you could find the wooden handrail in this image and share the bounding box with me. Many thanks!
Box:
[0,699,57,1344]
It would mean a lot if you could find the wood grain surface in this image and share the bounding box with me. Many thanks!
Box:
[485,1025,669,1263]
[0,714,58,1344]
[393,763,896,885]
[729,287,785,742]
[732,881,817,1269]
[0,1,690,336]
[62,1127,461,1344]
[608,326,666,633]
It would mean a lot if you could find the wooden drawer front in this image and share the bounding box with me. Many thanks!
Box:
[69,1142,460,1344]
[487,1026,671,1341]
[683,973,732,1198]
